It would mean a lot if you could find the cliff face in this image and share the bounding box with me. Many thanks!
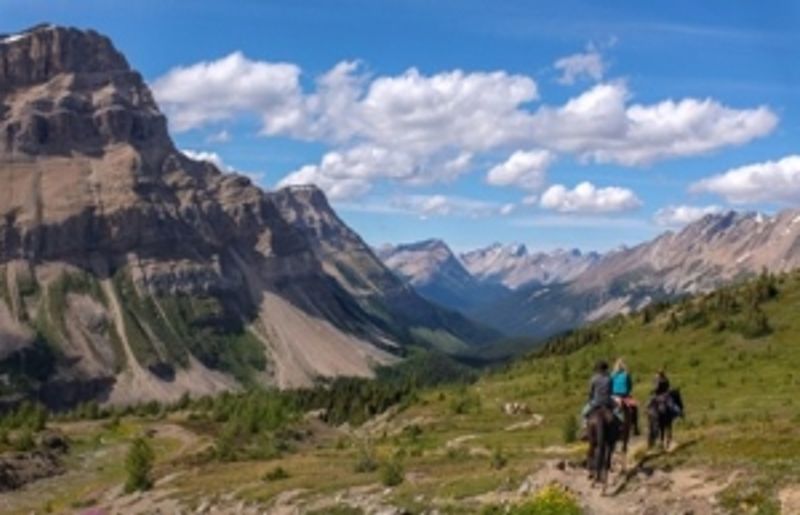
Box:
[0,25,494,408]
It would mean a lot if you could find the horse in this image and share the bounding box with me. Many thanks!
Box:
[615,398,637,471]
[647,388,684,450]
[586,405,621,493]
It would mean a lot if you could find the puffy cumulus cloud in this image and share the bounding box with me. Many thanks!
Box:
[654,205,723,226]
[156,54,778,199]
[390,194,514,219]
[152,52,303,132]
[273,65,537,198]
[276,144,469,200]
[691,155,800,204]
[530,82,777,166]
[486,150,554,191]
[554,44,606,85]
[540,181,642,213]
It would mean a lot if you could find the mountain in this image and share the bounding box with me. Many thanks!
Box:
[377,239,509,312]
[460,243,600,289]
[478,210,800,338]
[0,25,496,408]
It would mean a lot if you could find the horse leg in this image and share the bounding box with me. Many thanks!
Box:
[595,417,606,488]
[586,420,597,482]
[666,420,673,451]
[647,413,656,449]
[620,408,630,472]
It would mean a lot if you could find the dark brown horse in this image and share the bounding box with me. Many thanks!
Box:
[616,400,636,470]
[586,406,621,492]
[648,389,684,450]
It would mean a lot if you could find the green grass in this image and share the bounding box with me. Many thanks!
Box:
[3,271,800,512]
[377,270,800,510]
[109,267,267,383]
[112,269,184,370]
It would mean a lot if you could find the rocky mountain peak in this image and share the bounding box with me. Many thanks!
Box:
[0,25,169,157]
[0,25,130,86]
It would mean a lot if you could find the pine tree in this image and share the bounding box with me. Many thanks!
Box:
[124,436,154,493]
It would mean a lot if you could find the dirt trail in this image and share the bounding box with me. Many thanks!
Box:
[474,439,732,515]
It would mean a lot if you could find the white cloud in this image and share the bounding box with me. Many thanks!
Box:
[654,205,723,226]
[277,144,417,200]
[691,155,800,204]
[500,203,516,216]
[391,194,513,219]
[271,64,540,199]
[522,194,539,206]
[554,44,606,85]
[486,149,554,191]
[530,82,777,166]
[182,149,264,183]
[155,54,778,199]
[206,129,231,143]
[540,181,642,213]
[152,52,303,132]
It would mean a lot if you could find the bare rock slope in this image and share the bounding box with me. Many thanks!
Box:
[0,25,495,407]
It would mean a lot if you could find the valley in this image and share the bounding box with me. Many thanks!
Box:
[2,269,800,513]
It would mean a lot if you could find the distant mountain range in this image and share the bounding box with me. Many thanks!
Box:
[379,211,800,340]
[460,244,600,289]
[376,240,509,312]
[378,239,600,312]
[480,210,800,338]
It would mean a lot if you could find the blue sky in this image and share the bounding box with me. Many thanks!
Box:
[4,1,800,252]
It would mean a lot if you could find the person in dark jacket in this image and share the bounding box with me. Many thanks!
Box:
[649,369,681,416]
[582,360,614,419]
[653,370,670,396]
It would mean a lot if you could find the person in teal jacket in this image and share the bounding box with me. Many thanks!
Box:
[611,358,640,435]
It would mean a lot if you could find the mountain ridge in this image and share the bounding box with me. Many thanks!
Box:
[477,209,800,338]
[377,239,510,312]
[0,25,496,408]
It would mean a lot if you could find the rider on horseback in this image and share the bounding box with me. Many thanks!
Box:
[582,360,615,420]
[649,369,681,417]
[611,358,640,435]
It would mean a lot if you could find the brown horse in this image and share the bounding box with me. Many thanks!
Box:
[586,406,621,492]
[648,389,684,450]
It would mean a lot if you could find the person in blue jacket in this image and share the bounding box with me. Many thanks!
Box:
[611,358,640,435]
